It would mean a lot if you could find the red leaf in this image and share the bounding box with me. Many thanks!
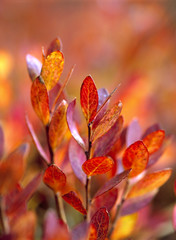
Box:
[91,101,122,142]
[66,99,85,150]
[94,169,131,198]
[26,54,42,81]
[31,77,50,125]
[122,141,149,178]
[80,76,98,123]
[69,138,86,184]
[62,191,87,215]
[88,207,109,240]
[142,130,165,155]
[43,164,66,193]
[82,157,114,176]
[126,118,142,147]
[25,114,50,164]
[46,37,62,56]
[0,125,4,159]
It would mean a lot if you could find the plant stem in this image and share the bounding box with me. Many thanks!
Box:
[108,180,129,239]
[45,125,54,165]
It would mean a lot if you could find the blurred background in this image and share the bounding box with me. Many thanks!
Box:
[0,0,176,239]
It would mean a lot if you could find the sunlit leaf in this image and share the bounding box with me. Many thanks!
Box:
[173,205,176,231]
[122,141,149,178]
[82,156,114,176]
[0,125,4,159]
[49,100,68,151]
[142,130,165,155]
[126,118,142,147]
[80,76,98,123]
[69,138,86,184]
[31,77,50,125]
[92,101,122,142]
[88,208,109,240]
[41,51,64,90]
[94,169,131,198]
[127,169,172,198]
[43,164,66,193]
[62,191,87,215]
[26,54,42,81]
[66,99,85,150]
[25,114,50,164]
[46,38,62,56]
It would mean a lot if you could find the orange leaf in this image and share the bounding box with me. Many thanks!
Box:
[31,77,50,125]
[82,157,114,176]
[127,168,172,198]
[142,130,165,155]
[89,207,109,240]
[122,141,149,178]
[80,76,98,123]
[62,191,87,215]
[41,51,64,90]
[49,100,68,151]
[46,37,62,56]
[91,101,122,142]
[43,164,66,193]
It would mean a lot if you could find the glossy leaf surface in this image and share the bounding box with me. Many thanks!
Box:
[43,164,66,193]
[142,130,165,155]
[62,191,87,215]
[41,51,64,90]
[126,118,142,147]
[31,77,50,125]
[82,156,114,176]
[26,54,42,81]
[127,169,172,198]
[80,76,98,123]
[46,38,62,56]
[94,169,131,198]
[49,100,68,151]
[122,141,149,178]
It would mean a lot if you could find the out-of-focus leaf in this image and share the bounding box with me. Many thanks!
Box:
[69,138,86,184]
[82,157,114,176]
[93,116,123,157]
[0,125,4,159]
[66,99,85,150]
[43,210,70,240]
[88,208,109,240]
[142,130,165,155]
[121,190,158,216]
[80,76,98,123]
[25,114,50,164]
[49,82,65,111]
[91,101,122,142]
[126,118,142,147]
[41,51,64,90]
[71,221,88,240]
[0,144,29,195]
[31,77,50,125]
[90,188,118,217]
[49,100,68,151]
[46,38,62,56]
[111,213,137,240]
[173,205,176,231]
[127,168,172,198]
[142,123,160,139]
[26,54,42,81]
[62,191,87,215]
[94,169,131,198]
[122,141,149,178]
[43,164,66,193]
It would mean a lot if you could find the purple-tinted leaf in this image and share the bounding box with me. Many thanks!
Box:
[173,205,176,231]
[0,125,4,159]
[94,169,131,198]
[147,147,164,168]
[142,123,160,139]
[49,82,65,111]
[69,138,86,184]
[126,118,142,147]
[26,54,42,81]
[71,221,88,240]
[66,99,85,150]
[25,114,50,164]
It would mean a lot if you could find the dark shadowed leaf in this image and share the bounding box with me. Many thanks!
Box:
[126,118,142,147]
[0,125,4,159]
[46,38,62,56]
[26,54,42,81]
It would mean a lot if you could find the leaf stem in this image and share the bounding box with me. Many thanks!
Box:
[45,125,54,165]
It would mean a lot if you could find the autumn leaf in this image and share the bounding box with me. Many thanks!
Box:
[91,101,122,142]
[62,191,87,215]
[26,54,42,81]
[43,164,66,193]
[126,118,142,147]
[142,130,165,155]
[49,100,68,151]
[82,156,114,176]
[46,37,62,56]
[127,168,172,198]
[31,77,50,125]
[48,82,65,111]
[71,221,89,240]
[80,76,98,123]
[41,51,64,90]
[122,141,149,178]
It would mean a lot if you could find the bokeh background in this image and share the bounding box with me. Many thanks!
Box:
[0,0,176,239]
